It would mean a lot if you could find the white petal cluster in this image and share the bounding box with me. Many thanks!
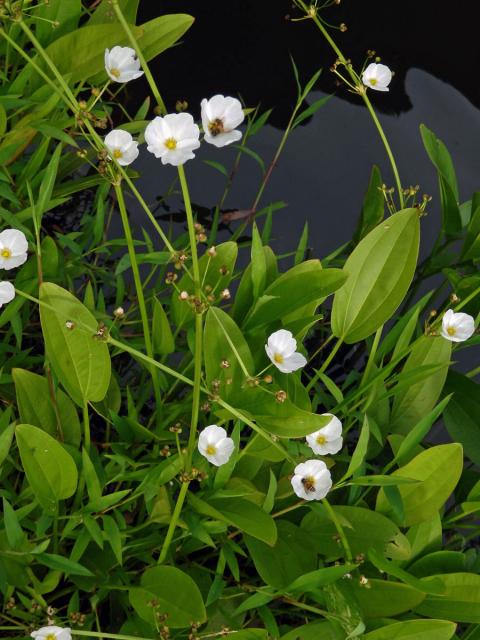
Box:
[0,281,15,308]
[306,414,343,455]
[104,46,144,83]
[31,626,71,640]
[362,63,392,92]
[265,329,307,373]
[104,129,139,166]
[0,229,28,270]
[441,309,475,342]
[291,459,332,501]
[145,113,201,166]
[198,424,234,466]
[201,95,244,147]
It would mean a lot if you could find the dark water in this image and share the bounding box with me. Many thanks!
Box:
[129,0,480,262]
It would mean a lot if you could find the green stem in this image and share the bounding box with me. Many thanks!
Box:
[157,165,203,564]
[114,183,161,421]
[360,324,382,386]
[306,337,343,392]
[322,497,353,563]
[110,0,167,114]
[296,0,404,208]
[83,402,90,452]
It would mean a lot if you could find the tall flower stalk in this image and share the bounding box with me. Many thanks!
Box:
[295,0,405,209]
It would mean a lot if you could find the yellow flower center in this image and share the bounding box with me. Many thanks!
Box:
[316,434,327,445]
[46,635,56,640]
[113,149,123,159]
[206,444,217,455]
[447,326,456,336]
[110,67,121,79]
[165,138,177,150]
[0,248,11,259]
[274,353,284,364]
[370,78,377,86]
[208,118,225,137]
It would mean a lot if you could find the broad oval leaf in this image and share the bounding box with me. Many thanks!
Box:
[414,573,480,623]
[362,619,456,640]
[376,444,463,526]
[130,566,206,628]
[39,282,111,406]
[332,208,420,343]
[16,423,78,513]
[390,336,451,435]
[13,368,81,446]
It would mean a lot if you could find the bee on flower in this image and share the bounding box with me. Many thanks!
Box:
[291,459,332,501]
[201,95,245,147]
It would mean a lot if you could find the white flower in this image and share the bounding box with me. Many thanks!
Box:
[104,129,139,166]
[145,113,201,166]
[306,414,343,455]
[31,626,71,640]
[441,309,475,342]
[291,459,332,501]
[201,95,244,147]
[198,425,234,466]
[0,229,28,270]
[104,46,144,83]
[265,329,307,373]
[0,281,15,307]
[362,63,392,92]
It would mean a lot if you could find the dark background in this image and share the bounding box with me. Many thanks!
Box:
[130,0,480,260]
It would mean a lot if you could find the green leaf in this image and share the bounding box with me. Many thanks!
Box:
[130,566,206,628]
[444,371,480,465]
[251,223,267,299]
[420,124,461,235]
[347,475,419,487]
[390,336,451,434]
[189,494,277,546]
[302,505,410,561]
[376,444,463,526]
[13,368,81,446]
[34,0,82,46]
[354,165,384,241]
[204,306,254,402]
[281,622,342,640]
[244,521,317,589]
[286,563,358,592]
[88,0,139,25]
[414,573,480,623]
[244,260,346,330]
[367,549,445,595]
[232,246,278,323]
[342,415,369,480]
[0,422,15,467]
[362,619,456,640]
[293,95,331,129]
[102,515,123,566]
[332,209,420,343]
[152,299,175,355]
[351,579,425,618]
[81,448,102,502]
[3,499,26,550]
[36,552,93,576]
[39,282,111,406]
[394,395,452,465]
[16,424,78,513]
